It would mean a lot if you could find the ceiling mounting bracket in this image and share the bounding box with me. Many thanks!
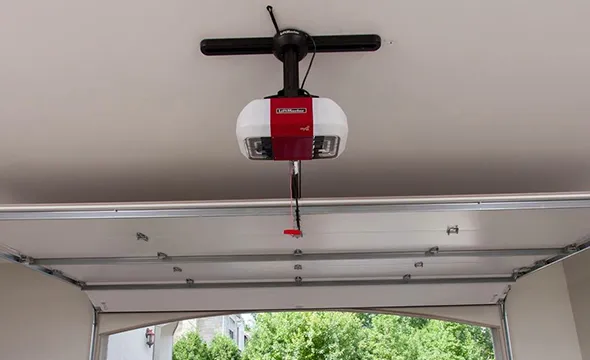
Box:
[201,34,381,57]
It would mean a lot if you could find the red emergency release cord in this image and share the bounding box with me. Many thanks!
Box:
[284,161,302,237]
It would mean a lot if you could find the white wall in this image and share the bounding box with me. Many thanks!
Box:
[564,250,590,360]
[0,263,94,360]
[106,327,154,360]
[506,263,582,360]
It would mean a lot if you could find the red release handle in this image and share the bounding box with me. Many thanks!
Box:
[283,229,302,236]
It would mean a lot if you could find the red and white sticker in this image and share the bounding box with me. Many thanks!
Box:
[270,97,314,161]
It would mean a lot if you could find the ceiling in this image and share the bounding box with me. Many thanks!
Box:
[1,0,590,203]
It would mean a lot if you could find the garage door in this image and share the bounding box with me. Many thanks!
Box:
[1,192,589,313]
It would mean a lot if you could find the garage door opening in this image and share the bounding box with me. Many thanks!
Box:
[102,311,496,360]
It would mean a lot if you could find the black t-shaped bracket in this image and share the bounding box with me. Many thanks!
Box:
[201,32,380,97]
[200,34,381,57]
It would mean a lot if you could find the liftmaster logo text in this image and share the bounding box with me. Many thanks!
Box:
[276,108,307,114]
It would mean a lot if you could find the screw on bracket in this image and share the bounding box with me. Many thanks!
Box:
[512,266,531,279]
[293,249,303,256]
[534,259,549,268]
[136,232,149,242]
[403,274,412,282]
[294,276,303,285]
[173,266,183,273]
[425,246,440,256]
[20,255,34,265]
[564,244,578,253]
[294,264,303,270]
[157,252,168,260]
[446,225,459,235]
[100,302,109,311]
[414,261,424,268]
[186,278,195,285]
[51,269,64,276]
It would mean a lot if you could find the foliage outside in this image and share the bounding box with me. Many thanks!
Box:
[209,334,242,360]
[173,312,495,360]
[174,332,241,360]
[173,331,211,360]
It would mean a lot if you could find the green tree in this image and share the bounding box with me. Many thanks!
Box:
[365,314,494,360]
[209,334,241,360]
[242,312,494,360]
[354,312,376,328]
[363,314,420,360]
[173,331,211,360]
[243,312,367,360]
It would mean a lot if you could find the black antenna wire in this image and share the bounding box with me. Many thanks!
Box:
[266,6,281,34]
[300,34,316,90]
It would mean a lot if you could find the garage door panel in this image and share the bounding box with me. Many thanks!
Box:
[1,192,589,312]
[86,282,510,312]
[1,208,588,258]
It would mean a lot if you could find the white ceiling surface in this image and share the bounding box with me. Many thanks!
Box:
[2,1,590,203]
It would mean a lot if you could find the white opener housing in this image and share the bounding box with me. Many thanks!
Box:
[236,97,348,160]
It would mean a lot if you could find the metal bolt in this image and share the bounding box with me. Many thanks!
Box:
[534,259,549,267]
[136,232,149,242]
[52,269,64,276]
[403,274,412,282]
[294,264,303,270]
[425,246,439,256]
[512,267,529,279]
[20,256,33,265]
[101,302,108,311]
[173,266,183,273]
[511,270,521,280]
[293,249,303,256]
[157,252,168,260]
[186,278,194,285]
[294,276,303,285]
[564,244,578,253]
[446,225,459,235]
[414,261,424,268]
